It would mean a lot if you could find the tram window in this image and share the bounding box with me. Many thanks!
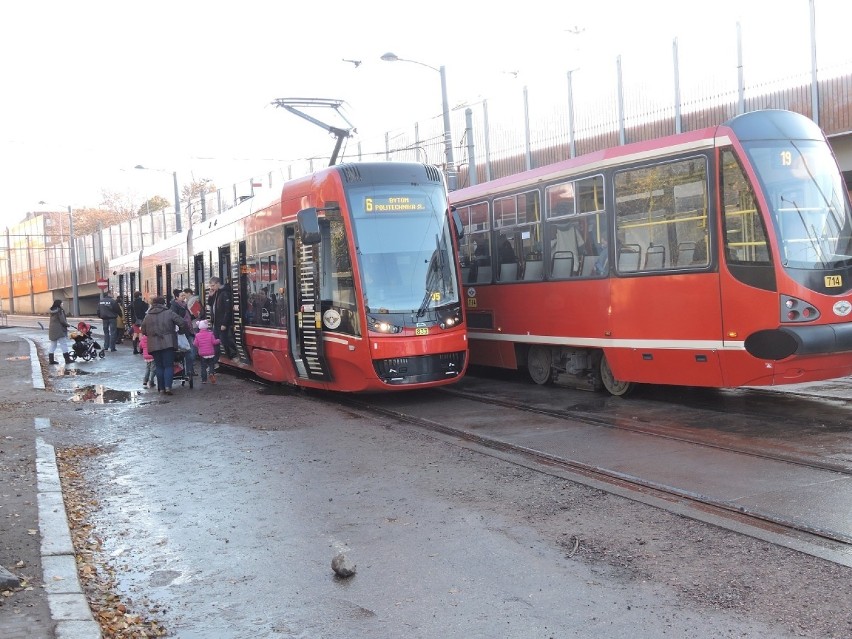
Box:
[246,224,289,328]
[545,213,607,278]
[319,217,359,335]
[576,175,605,214]
[516,191,540,225]
[614,157,709,273]
[546,182,576,218]
[494,196,517,228]
[457,202,490,284]
[244,252,281,327]
[720,149,771,265]
[492,190,540,283]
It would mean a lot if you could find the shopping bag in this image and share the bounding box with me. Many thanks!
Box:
[176,333,191,352]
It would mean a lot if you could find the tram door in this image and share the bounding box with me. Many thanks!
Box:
[155,265,163,298]
[218,244,245,361]
[287,218,331,381]
[193,254,205,305]
[235,241,248,360]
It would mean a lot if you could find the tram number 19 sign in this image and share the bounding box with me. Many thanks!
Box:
[96,278,109,291]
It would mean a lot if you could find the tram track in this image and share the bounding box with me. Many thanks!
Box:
[243,365,852,564]
[325,386,852,567]
[440,385,852,477]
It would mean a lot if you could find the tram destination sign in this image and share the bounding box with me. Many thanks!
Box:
[365,195,427,213]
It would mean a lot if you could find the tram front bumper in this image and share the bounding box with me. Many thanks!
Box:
[744,323,852,360]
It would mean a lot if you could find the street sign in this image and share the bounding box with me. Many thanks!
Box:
[96,278,109,291]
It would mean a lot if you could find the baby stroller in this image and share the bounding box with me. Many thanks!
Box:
[172,348,194,388]
[69,321,106,362]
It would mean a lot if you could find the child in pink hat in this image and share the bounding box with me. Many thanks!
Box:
[193,320,221,384]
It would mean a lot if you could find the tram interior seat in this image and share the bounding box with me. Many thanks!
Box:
[551,251,575,278]
[617,244,641,272]
[581,256,596,276]
[461,266,473,284]
[644,245,666,270]
[552,226,582,274]
[523,260,544,281]
[676,241,696,266]
[476,265,492,283]
[499,262,519,282]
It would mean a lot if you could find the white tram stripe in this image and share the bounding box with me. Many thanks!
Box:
[469,331,745,351]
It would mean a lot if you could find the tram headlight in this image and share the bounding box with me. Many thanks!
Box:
[780,295,820,323]
[368,316,402,334]
[437,305,462,329]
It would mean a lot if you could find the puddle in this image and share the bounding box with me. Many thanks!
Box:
[58,368,92,377]
[70,384,139,404]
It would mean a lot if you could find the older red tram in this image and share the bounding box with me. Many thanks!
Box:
[129,162,467,392]
[451,110,852,395]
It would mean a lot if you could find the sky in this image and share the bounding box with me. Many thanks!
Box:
[1,0,847,229]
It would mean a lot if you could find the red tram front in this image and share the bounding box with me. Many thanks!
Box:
[186,162,467,392]
[451,109,852,395]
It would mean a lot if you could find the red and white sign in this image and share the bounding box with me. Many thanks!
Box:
[96,278,109,291]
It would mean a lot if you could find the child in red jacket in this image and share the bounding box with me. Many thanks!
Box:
[139,333,155,388]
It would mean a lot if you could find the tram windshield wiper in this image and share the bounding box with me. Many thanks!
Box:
[416,234,446,318]
[781,194,828,267]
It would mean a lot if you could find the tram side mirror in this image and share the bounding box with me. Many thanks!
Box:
[297,208,321,245]
[451,207,464,241]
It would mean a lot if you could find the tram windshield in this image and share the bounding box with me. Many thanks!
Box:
[744,139,852,269]
[349,184,459,315]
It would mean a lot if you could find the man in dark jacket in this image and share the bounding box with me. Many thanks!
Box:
[207,277,238,360]
[97,289,123,352]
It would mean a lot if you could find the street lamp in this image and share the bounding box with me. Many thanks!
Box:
[380,52,457,190]
[134,165,182,232]
[39,201,79,316]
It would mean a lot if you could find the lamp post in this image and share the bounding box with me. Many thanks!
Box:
[381,52,456,190]
[39,201,79,316]
[134,165,182,232]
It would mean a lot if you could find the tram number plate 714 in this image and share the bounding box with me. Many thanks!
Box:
[415,327,430,336]
[825,275,843,288]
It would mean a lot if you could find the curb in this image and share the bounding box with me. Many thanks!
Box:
[26,337,102,639]
[36,434,102,639]
[23,336,46,390]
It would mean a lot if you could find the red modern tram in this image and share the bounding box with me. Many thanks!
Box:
[117,162,467,392]
[451,109,852,395]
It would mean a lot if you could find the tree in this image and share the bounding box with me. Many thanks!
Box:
[62,207,111,236]
[136,195,171,217]
[182,180,217,203]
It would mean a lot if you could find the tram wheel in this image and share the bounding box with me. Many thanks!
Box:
[527,345,552,385]
[599,354,635,397]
